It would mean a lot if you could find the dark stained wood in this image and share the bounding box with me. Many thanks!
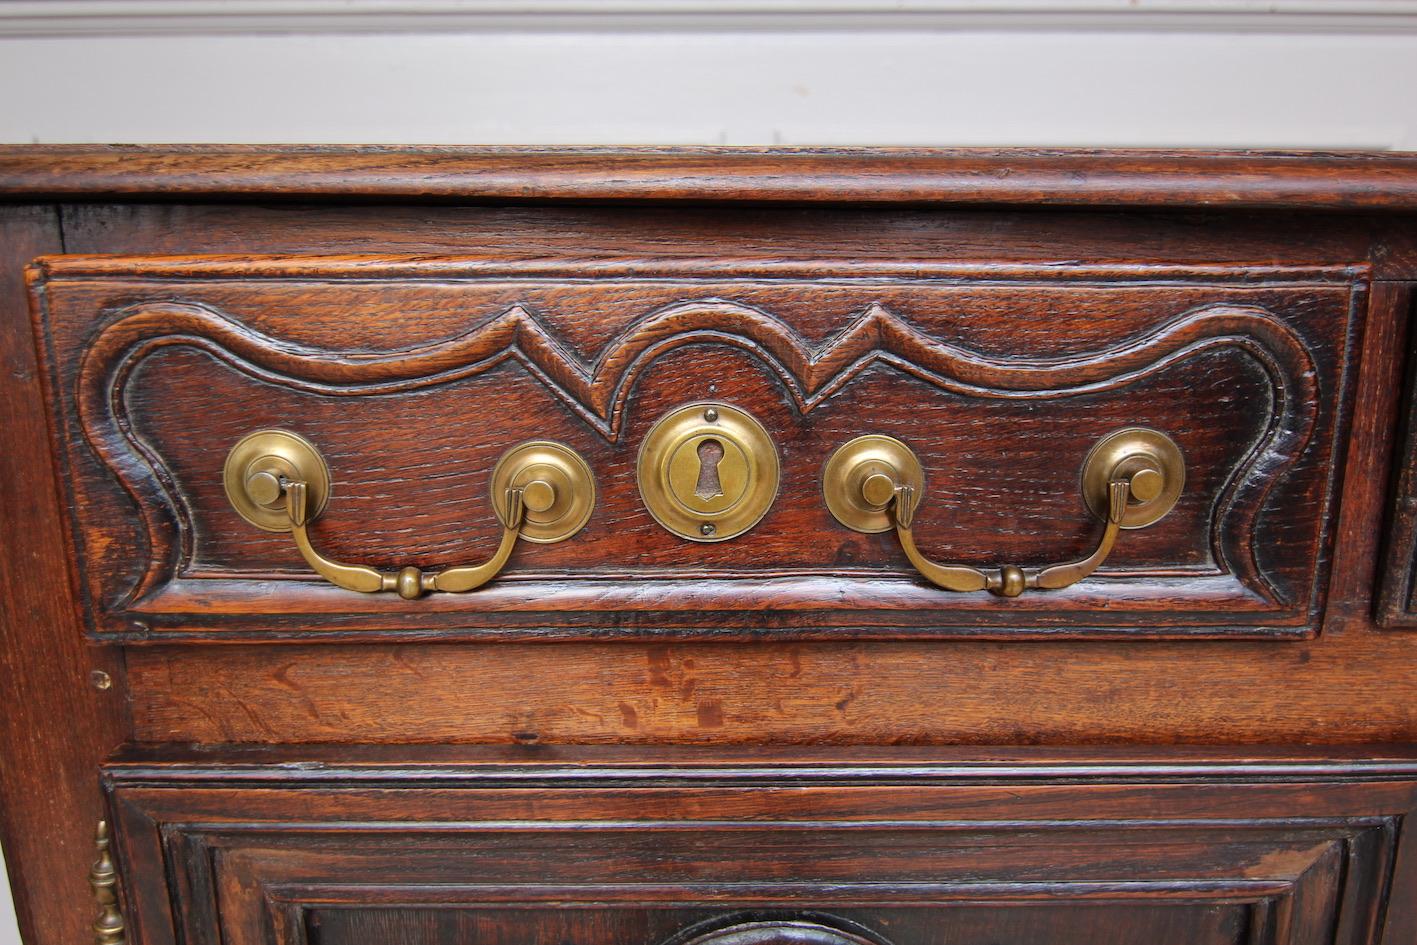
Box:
[97,741,1417,771]
[31,255,1362,639]
[4,146,1417,210]
[2,149,1417,945]
[52,201,1417,282]
[0,207,127,945]
[1374,286,1417,627]
[1329,283,1414,630]
[102,746,1417,945]
[47,202,1401,271]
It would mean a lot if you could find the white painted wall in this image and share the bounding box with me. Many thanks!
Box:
[2,1,1417,147]
[1,3,1416,945]
[1,29,1416,148]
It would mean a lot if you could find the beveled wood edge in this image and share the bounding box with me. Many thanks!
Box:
[112,574,1309,644]
[6,146,1417,209]
[100,743,1417,785]
[30,254,1368,282]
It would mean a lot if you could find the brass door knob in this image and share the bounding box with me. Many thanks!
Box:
[822,428,1183,597]
[224,431,594,599]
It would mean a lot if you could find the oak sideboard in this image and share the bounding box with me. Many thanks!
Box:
[0,146,1416,945]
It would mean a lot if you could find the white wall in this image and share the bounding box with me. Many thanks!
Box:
[2,1,1417,147]
[2,4,1417,945]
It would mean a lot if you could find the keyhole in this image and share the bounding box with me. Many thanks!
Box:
[695,438,725,500]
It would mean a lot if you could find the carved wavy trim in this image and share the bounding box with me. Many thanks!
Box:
[77,298,1318,607]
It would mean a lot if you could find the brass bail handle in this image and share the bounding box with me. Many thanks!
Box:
[822,428,1184,597]
[224,431,595,599]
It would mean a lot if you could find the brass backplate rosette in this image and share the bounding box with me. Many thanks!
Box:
[223,429,331,532]
[822,434,925,534]
[1081,427,1185,528]
[489,440,596,543]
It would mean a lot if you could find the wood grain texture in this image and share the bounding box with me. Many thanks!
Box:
[1373,287,1417,627]
[1326,283,1415,632]
[31,256,1360,639]
[123,638,1417,745]
[4,146,1417,210]
[0,207,126,945]
[51,201,1417,284]
[1,151,1416,945]
[102,746,1417,945]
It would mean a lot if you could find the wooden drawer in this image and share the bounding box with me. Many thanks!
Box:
[32,255,1364,640]
[103,747,1417,945]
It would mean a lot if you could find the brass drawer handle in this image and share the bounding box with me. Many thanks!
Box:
[224,431,594,599]
[823,428,1183,597]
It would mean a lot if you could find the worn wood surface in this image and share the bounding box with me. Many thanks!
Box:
[31,255,1362,639]
[103,745,1417,945]
[4,146,1417,210]
[0,206,126,945]
[1374,287,1417,626]
[122,636,1417,745]
[1,150,1416,945]
[48,201,1417,282]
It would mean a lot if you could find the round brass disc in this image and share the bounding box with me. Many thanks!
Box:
[821,434,925,534]
[490,441,595,543]
[637,402,779,542]
[222,429,331,532]
[1081,427,1185,529]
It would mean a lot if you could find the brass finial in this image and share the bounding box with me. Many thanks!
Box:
[89,820,126,945]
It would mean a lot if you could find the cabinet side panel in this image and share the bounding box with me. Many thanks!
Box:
[0,205,125,945]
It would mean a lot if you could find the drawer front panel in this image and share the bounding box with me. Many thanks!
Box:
[34,256,1365,638]
[104,751,1417,945]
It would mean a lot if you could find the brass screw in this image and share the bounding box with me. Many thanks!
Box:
[89,670,112,691]
[703,408,718,423]
[700,523,716,536]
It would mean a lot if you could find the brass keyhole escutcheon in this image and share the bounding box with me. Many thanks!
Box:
[637,403,780,542]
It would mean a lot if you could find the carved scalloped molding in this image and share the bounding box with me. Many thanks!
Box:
[73,296,1317,608]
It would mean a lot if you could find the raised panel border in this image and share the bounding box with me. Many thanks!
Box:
[31,255,1362,642]
[102,746,1417,945]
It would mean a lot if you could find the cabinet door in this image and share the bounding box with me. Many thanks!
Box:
[104,748,1417,945]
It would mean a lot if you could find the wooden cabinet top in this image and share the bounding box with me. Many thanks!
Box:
[4,145,1417,209]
